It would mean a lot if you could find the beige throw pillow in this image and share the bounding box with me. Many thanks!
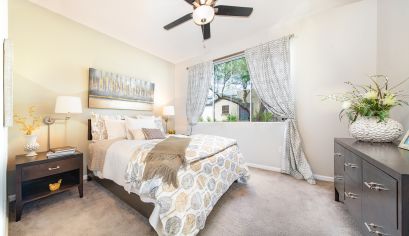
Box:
[142,128,166,140]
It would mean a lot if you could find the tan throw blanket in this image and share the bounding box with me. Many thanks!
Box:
[142,136,191,188]
[88,138,122,172]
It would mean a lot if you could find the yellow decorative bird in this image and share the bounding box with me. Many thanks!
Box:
[49,179,62,191]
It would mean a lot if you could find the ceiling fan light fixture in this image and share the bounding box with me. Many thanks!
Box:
[193,5,215,25]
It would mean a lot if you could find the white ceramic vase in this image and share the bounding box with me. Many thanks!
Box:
[349,117,404,143]
[24,134,39,157]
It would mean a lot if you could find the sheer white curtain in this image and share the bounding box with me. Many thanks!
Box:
[245,36,315,184]
[186,61,213,134]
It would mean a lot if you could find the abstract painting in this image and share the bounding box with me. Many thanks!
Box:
[88,68,155,111]
[3,39,13,127]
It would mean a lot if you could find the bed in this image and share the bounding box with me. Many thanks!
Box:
[86,119,249,236]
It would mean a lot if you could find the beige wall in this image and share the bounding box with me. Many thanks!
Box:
[377,0,409,129]
[7,0,175,194]
[1,0,9,233]
[174,0,378,178]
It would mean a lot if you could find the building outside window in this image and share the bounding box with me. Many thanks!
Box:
[200,56,280,122]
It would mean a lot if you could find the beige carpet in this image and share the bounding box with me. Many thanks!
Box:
[9,168,361,236]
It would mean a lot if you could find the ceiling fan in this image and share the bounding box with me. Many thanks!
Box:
[164,0,253,40]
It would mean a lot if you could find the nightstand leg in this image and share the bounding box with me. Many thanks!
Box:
[78,184,83,198]
[15,167,23,221]
[79,165,83,198]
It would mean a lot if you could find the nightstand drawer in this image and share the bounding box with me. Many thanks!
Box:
[21,157,81,181]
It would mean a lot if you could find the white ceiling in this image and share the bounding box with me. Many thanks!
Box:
[30,0,360,63]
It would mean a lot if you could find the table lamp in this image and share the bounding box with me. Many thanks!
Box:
[43,96,82,151]
[163,106,175,133]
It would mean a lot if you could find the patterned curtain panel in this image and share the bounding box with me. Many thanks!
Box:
[245,36,315,184]
[186,62,213,134]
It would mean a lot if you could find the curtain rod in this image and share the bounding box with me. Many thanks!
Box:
[186,33,294,70]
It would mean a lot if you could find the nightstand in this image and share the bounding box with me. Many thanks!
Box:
[14,151,83,221]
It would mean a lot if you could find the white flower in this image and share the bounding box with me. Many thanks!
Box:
[364,90,378,100]
[383,94,396,106]
[342,101,352,109]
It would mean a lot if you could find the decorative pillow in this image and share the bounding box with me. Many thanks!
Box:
[136,115,165,134]
[142,128,166,140]
[90,113,122,140]
[104,119,126,140]
[125,116,157,140]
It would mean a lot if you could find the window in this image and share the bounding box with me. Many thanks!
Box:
[221,105,229,115]
[200,56,278,122]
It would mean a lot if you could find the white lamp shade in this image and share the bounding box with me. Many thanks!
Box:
[54,96,83,114]
[163,106,175,116]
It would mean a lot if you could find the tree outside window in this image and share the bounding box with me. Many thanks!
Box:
[200,56,278,122]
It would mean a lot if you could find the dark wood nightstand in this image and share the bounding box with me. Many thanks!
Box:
[15,151,83,221]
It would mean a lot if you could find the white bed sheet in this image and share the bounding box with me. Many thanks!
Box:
[101,139,147,187]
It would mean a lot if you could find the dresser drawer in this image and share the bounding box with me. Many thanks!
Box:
[362,161,398,236]
[344,173,362,223]
[334,144,345,202]
[21,157,81,181]
[344,150,362,183]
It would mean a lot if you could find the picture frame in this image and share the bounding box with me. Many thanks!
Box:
[398,130,409,151]
[3,39,13,127]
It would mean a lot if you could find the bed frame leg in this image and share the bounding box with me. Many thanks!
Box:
[86,169,93,181]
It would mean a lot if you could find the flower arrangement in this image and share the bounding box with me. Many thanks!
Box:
[14,106,42,135]
[323,75,408,123]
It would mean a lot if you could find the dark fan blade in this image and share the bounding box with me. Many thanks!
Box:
[164,13,193,30]
[215,5,253,17]
[201,23,211,40]
[184,0,195,4]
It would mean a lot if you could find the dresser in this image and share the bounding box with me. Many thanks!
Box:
[334,138,409,236]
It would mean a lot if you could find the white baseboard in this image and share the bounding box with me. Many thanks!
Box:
[246,163,282,172]
[246,162,334,182]
[8,175,90,203]
[314,174,334,182]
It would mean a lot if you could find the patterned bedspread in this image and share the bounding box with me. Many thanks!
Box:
[124,134,249,236]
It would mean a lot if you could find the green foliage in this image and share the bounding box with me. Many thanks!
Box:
[206,116,212,122]
[225,114,238,122]
[253,111,273,122]
[198,117,204,122]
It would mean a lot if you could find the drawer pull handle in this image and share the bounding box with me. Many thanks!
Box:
[344,192,358,199]
[334,176,343,181]
[364,182,389,191]
[364,222,389,235]
[48,166,60,171]
[334,152,343,157]
[344,163,359,168]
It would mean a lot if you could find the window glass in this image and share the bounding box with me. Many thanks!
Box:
[200,56,278,122]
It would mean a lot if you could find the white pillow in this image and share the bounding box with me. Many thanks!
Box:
[104,119,126,140]
[125,116,157,140]
[136,115,165,134]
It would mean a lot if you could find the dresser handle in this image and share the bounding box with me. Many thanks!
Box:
[48,166,60,171]
[344,192,358,199]
[334,175,343,181]
[364,182,389,191]
[364,222,389,235]
[334,152,343,157]
[344,163,358,168]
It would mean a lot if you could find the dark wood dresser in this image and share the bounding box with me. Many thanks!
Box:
[334,138,409,236]
[15,151,83,221]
